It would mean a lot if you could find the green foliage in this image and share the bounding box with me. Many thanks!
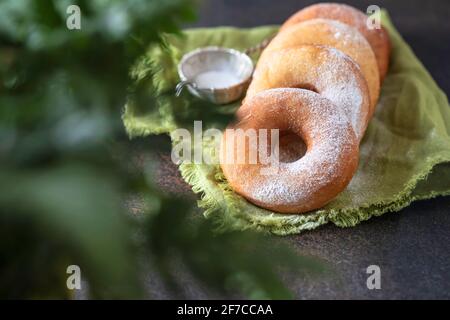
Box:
[0,165,142,298]
[0,0,199,299]
[145,193,324,299]
[0,0,325,299]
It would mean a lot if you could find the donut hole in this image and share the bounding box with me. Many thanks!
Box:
[293,83,319,94]
[279,132,307,163]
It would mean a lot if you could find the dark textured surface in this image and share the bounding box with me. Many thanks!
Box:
[143,0,450,299]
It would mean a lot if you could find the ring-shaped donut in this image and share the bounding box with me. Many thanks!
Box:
[280,3,391,81]
[266,18,380,116]
[247,45,371,141]
[220,88,359,214]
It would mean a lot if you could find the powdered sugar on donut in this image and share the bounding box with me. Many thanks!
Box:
[224,88,358,211]
[316,47,365,138]
[280,2,391,80]
[265,18,380,116]
[247,46,369,140]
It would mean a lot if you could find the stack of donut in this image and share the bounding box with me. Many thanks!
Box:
[220,3,391,214]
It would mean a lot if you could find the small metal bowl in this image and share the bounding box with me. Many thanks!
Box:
[176,46,254,105]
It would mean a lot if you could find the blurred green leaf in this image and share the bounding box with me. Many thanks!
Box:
[0,0,327,299]
[144,193,325,299]
[0,165,142,298]
[0,0,199,299]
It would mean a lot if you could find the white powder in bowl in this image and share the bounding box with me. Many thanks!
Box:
[194,70,241,89]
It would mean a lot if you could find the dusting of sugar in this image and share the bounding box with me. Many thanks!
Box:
[240,88,356,206]
[249,46,368,140]
[317,46,365,137]
[281,3,386,69]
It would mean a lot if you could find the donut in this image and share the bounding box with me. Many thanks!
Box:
[265,19,380,115]
[246,45,371,141]
[280,3,391,81]
[220,88,359,214]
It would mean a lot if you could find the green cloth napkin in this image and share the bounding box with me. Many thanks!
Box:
[123,11,450,235]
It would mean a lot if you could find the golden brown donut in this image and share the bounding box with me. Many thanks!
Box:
[266,19,380,116]
[280,3,391,81]
[247,45,371,141]
[220,88,359,214]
